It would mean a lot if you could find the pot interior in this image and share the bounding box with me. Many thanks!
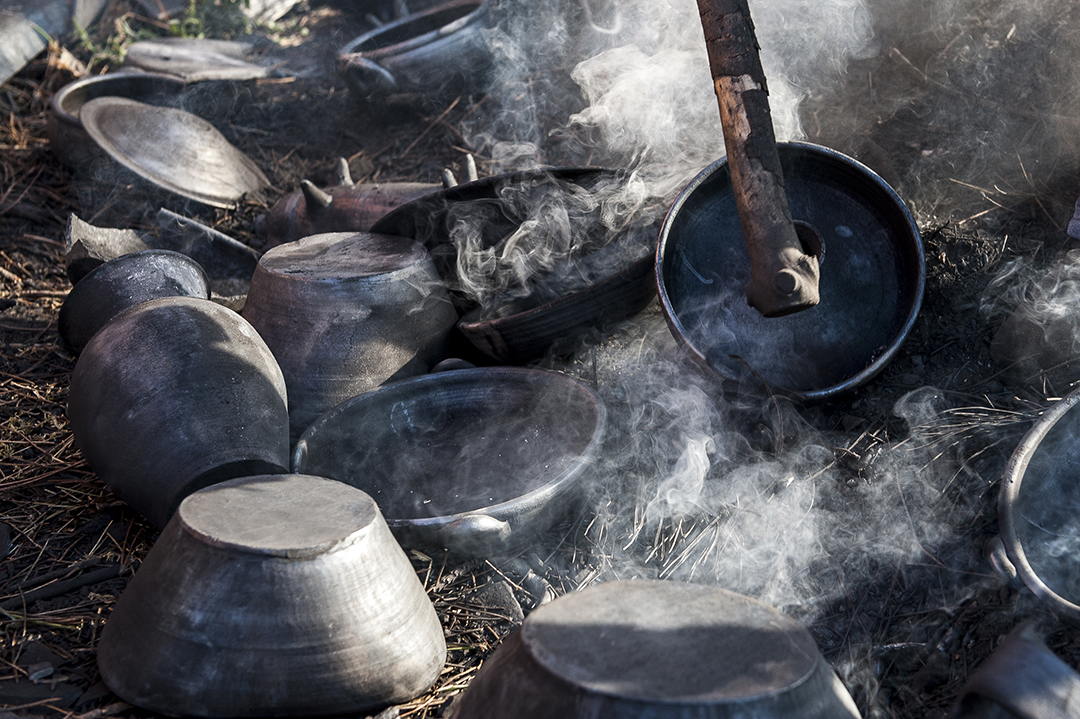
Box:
[294,368,603,519]
[658,142,924,397]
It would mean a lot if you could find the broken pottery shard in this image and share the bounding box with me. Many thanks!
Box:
[154,209,261,298]
[65,214,150,285]
[123,38,276,82]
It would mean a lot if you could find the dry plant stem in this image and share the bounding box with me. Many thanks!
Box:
[696,0,820,317]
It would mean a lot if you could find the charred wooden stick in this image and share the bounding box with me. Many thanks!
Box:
[697,0,820,317]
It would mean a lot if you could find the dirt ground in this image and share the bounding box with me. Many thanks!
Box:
[3,0,1080,717]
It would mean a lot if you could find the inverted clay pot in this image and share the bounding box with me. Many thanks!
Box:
[241,231,458,439]
[97,474,446,717]
[449,579,862,719]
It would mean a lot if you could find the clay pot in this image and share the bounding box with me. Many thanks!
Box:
[449,579,861,719]
[657,142,925,399]
[339,0,493,108]
[67,297,290,527]
[97,474,446,717]
[58,249,210,353]
[292,366,606,558]
[241,231,458,439]
[990,386,1080,624]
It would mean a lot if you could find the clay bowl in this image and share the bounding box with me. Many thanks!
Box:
[97,474,446,717]
[992,387,1080,624]
[448,579,861,719]
[371,168,659,363]
[657,142,924,400]
[58,249,210,354]
[48,71,186,168]
[339,0,492,108]
[78,96,270,209]
[241,232,458,440]
[68,297,290,528]
[292,366,606,558]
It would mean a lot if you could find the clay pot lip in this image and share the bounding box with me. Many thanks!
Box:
[655,141,926,401]
[456,249,655,330]
[50,70,188,128]
[998,387,1080,621]
[339,0,488,60]
[291,366,607,527]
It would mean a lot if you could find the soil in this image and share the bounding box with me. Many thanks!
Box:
[3,0,1080,718]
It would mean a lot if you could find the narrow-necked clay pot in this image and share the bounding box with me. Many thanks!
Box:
[58,249,210,354]
[68,297,290,527]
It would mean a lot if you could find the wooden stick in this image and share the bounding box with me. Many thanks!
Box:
[697,0,820,317]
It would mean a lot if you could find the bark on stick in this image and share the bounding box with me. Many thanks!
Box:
[697,0,820,317]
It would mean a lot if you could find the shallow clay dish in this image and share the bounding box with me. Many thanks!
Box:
[657,142,924,399]
[78,96,270,208]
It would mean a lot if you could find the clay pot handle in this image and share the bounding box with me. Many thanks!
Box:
[696,0,820,317]
[437,514,511,557]
[341,56,398,102]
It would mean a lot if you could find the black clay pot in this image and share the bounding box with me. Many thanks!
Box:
[98,474,446,717]
[339,0,493,108]
[449,580,861,719]
[68,297,290,527]
[657,142,924,399]
[241,232,458,440]
[58,249,210,354]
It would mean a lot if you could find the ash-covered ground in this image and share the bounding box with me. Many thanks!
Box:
[2,0,1080,717]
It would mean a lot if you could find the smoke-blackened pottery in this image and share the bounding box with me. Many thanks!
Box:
[371,167,660,363]
[58,249,210,353]
[449,580,861,719]
[67,297,290,527]
[97,474,446,717]
[78,96,270,209]
[657,142,924,400]
[339,0,493,108]
[292,366,606,558]
[242,231,458,440]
